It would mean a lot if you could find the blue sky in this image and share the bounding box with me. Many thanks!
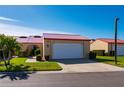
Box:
[0,5,124,39]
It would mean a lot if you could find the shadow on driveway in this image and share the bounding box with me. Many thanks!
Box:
[55,59,98,64]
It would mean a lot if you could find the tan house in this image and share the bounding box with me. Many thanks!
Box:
[16,36,43,56]
[17,33,90,60]
[90,38,124,55]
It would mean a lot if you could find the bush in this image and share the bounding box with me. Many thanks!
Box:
[35,49,41,56]
[109,51,115,56]
[29,49,35,56]
[18,51,28,57]
[89,51,96,59]
[45,56,50,61]
[36,54,41,61]
[93,50,105,56]
[104,52,109,56]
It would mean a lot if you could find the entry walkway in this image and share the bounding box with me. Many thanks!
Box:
[26,57,37,62]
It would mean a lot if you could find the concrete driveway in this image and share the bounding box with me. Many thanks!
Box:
[57,59,124,73]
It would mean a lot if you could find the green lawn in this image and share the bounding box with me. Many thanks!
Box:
[0,58,62,72]
[96,56,124,67]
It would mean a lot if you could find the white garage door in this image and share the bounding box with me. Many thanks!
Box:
[112,45,124,55]
[52,43,83,59]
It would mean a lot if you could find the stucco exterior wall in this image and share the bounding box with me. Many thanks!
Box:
[44,39,90,59]
[90,40,109,52]
[108,43,112,52]
[44,40,52,56]
[83,41,90,58]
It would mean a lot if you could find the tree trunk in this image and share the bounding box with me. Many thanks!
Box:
[7,50,11,65]
[0,53,2,62]
[2,50,8,69]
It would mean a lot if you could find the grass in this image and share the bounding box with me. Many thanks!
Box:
[0,57,62,72]
[96,56,124,67]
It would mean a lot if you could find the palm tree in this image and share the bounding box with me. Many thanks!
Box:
[5,36,21,65]
[0,34,21,68]
[0,34,8,68]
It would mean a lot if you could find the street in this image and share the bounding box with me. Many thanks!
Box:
[0,71,124,87]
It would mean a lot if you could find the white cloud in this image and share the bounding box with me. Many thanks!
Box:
[0,16,19,22]
[0,22,72,36]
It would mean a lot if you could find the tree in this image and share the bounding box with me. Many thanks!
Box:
[5,36,21,65]
[0,34,8,68]
[0,34,21,68]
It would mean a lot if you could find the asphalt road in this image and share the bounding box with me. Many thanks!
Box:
[0,71,124,87]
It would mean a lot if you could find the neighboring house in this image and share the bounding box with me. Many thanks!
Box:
[90,38,124,55]
[17,33,90,60]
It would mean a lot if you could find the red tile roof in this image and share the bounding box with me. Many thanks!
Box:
[97,38,124,44]
[16,33,90,43]
[16,36,43,44]
[43,33,90,41]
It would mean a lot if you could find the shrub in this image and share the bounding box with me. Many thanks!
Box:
[36,54,41,61]
[93,50,105,56]
[29,50,34,56]
[104,52,109,56]
[35,49,41,56]
[45,55,50,61]
[18,51,28,57]
[109,51,115,56]
[89,51,96,59]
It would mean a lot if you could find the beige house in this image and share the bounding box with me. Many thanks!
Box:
[17,33,90,60]
[16,36,43,56]
[90,38,124,55]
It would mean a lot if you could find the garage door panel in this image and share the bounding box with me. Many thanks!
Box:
[52,43,83,59]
